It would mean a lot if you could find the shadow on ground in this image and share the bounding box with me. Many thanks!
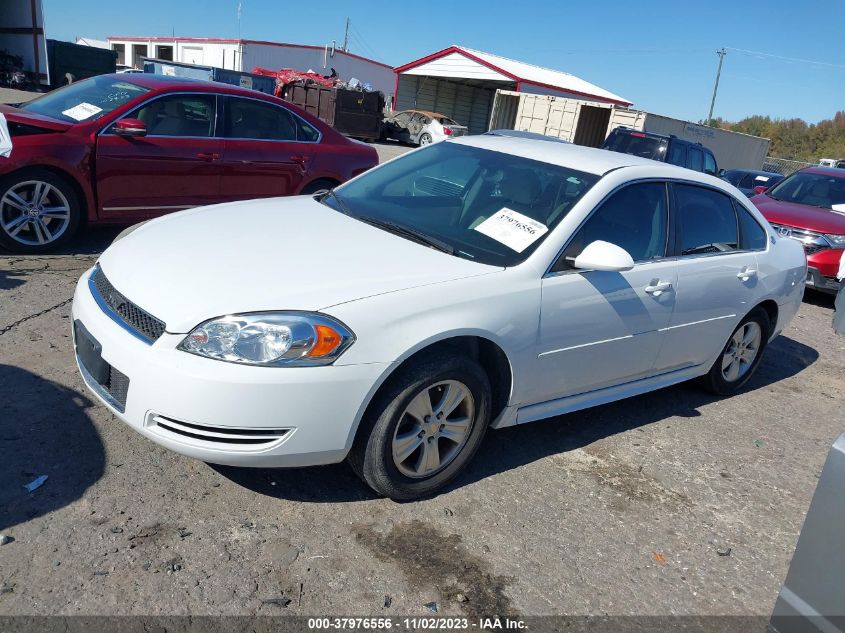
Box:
[214,334,818,503]
[0,226,122,258]
[0,365,105,531]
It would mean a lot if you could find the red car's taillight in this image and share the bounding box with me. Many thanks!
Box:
[443,127,453,136]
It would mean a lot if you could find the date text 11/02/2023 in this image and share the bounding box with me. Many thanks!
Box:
[306,617,527,630]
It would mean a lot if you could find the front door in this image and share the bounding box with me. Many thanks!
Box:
[218,96,318,200]
[529,181,677,404]
[654,183,761,373]
[96,93,222,221]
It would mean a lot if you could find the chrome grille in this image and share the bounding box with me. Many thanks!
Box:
[91,266,165,343]
[769,223,830,255]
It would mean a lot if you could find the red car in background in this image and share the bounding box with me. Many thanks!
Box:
[0,74,378,253]
[751,166,845,294]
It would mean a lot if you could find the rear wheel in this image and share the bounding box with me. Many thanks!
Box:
[701,308,770,395]
[0,170,82,253]
[419,133,433,146]
[348,352,491,500]
[300,179,339,196]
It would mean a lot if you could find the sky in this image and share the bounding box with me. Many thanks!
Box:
[43,0,845,124]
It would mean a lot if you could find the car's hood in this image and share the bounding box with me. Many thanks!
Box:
[98,197,500,333]
[752,194,845,234]
[0,104,73,132]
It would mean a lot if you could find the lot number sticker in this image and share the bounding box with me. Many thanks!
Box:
[474,208,549,252]
[61,102,103,121]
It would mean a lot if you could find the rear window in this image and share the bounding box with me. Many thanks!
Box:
[674,184,739,255]
[602,130,668,161]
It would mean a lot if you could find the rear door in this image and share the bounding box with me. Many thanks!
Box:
[653,183,761,373]
[96,92,222,220]
[218,96,320,200]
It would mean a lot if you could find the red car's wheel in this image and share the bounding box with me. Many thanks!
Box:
[0,170,82,253]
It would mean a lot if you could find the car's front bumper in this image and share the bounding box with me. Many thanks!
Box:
[71,268,392,468]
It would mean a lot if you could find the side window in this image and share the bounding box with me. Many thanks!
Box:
[554,182,669,271]
[674,184,738,256]
[736,203,767,250]
[703,152,717,175]
[688,148,704,172]
[295,116,320,142]
[225,97,297,141]
[129,94,215,137]
[667,142,687,167]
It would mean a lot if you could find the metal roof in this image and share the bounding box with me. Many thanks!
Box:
[395,45,632,106]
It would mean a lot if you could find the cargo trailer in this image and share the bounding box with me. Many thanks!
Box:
[142,58,275,95]
[489,90,770,170]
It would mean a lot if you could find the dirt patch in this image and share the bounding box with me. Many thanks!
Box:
[355,520,514,619]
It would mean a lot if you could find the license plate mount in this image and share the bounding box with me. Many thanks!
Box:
[74,320,109,385]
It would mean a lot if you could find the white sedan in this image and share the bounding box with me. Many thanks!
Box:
[72,135,806,499]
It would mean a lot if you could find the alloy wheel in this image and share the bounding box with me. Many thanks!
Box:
[391,380,475,478]
[0,180,72,246]
[721,321,762,382]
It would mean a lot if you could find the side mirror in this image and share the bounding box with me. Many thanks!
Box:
[753,185,768,195]
[113,118,147,137]
[573,240,635,272]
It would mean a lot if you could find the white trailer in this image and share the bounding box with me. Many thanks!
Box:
[489,90,770,170]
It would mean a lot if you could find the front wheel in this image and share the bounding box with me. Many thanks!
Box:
[700,308,770,395]
[348,353,492,500]
[0,170,82,253]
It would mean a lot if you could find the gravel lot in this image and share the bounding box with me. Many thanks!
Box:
[0,142,843,618]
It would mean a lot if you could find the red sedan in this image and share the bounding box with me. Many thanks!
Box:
[750,166,845,294]
[0,74,378,253]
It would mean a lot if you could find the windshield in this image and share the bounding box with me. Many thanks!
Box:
[602,130,667,160]
[21,76,149,123]
[324,142,600,266]
[766,171,845,209]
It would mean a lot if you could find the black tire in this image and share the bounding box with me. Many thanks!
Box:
[700,307,771,396]
[0,169,83,254]
[418,133,432,146]
[300,179,339,196]
[348,352,492,500]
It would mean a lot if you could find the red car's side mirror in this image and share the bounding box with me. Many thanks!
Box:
[113,118,147,138]
[753,185,768,195]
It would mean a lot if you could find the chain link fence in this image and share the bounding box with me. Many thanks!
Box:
[762,156,816,176]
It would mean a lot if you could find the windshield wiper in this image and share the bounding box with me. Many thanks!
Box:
[357,216,455,255]
[319,189,352,216]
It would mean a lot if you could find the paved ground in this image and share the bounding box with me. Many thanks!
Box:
[0,144,843,618]
[0,87,40,105]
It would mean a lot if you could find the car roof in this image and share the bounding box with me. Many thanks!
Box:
[105,73,274,99]
[453,134,702,177]
[725,168,782,177]
[398,109,450,119]
[798,166,845,178]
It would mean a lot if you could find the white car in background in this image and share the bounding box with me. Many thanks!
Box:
[72,136,806,500]
[383,109,468,146]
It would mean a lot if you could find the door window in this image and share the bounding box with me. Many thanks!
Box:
[129,94,215,137]
[555,182,669,271]
[736,203,767,250]
[225,97,297,141]
[667,142,687,167]
[674,184,739,255]
[688,148,704,172]
[703,152,717,175]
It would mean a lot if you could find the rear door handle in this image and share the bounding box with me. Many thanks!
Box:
[290,155,309,167]
[737,267,758,281]
[645,280,673,296]
[197,152,220,161]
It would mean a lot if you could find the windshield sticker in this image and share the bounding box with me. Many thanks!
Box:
[832,204,845,215]
[0,113,12,158]
[754,176,770,182]
[473,208,549,252]
[61,102,103,121]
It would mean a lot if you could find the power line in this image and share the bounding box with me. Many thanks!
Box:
[727,47,845,70]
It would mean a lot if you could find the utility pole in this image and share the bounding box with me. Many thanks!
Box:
[707,48,727,125]
[342,17,350,52]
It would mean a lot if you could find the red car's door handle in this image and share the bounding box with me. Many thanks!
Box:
[290,155,309,166]
[197,152,220,161]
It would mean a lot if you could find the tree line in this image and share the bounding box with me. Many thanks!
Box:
[707,111,845,162]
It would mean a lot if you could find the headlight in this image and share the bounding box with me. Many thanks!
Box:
[178,312,354,366]
[824,233,845,246]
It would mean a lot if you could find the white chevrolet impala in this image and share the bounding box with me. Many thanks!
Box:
[72,135,806,499]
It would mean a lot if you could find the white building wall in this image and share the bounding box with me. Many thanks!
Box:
[107,39,241,70]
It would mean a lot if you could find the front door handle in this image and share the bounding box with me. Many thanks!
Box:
[197,152,220,161]
[645,280,673,296]
[737,267,758,281]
